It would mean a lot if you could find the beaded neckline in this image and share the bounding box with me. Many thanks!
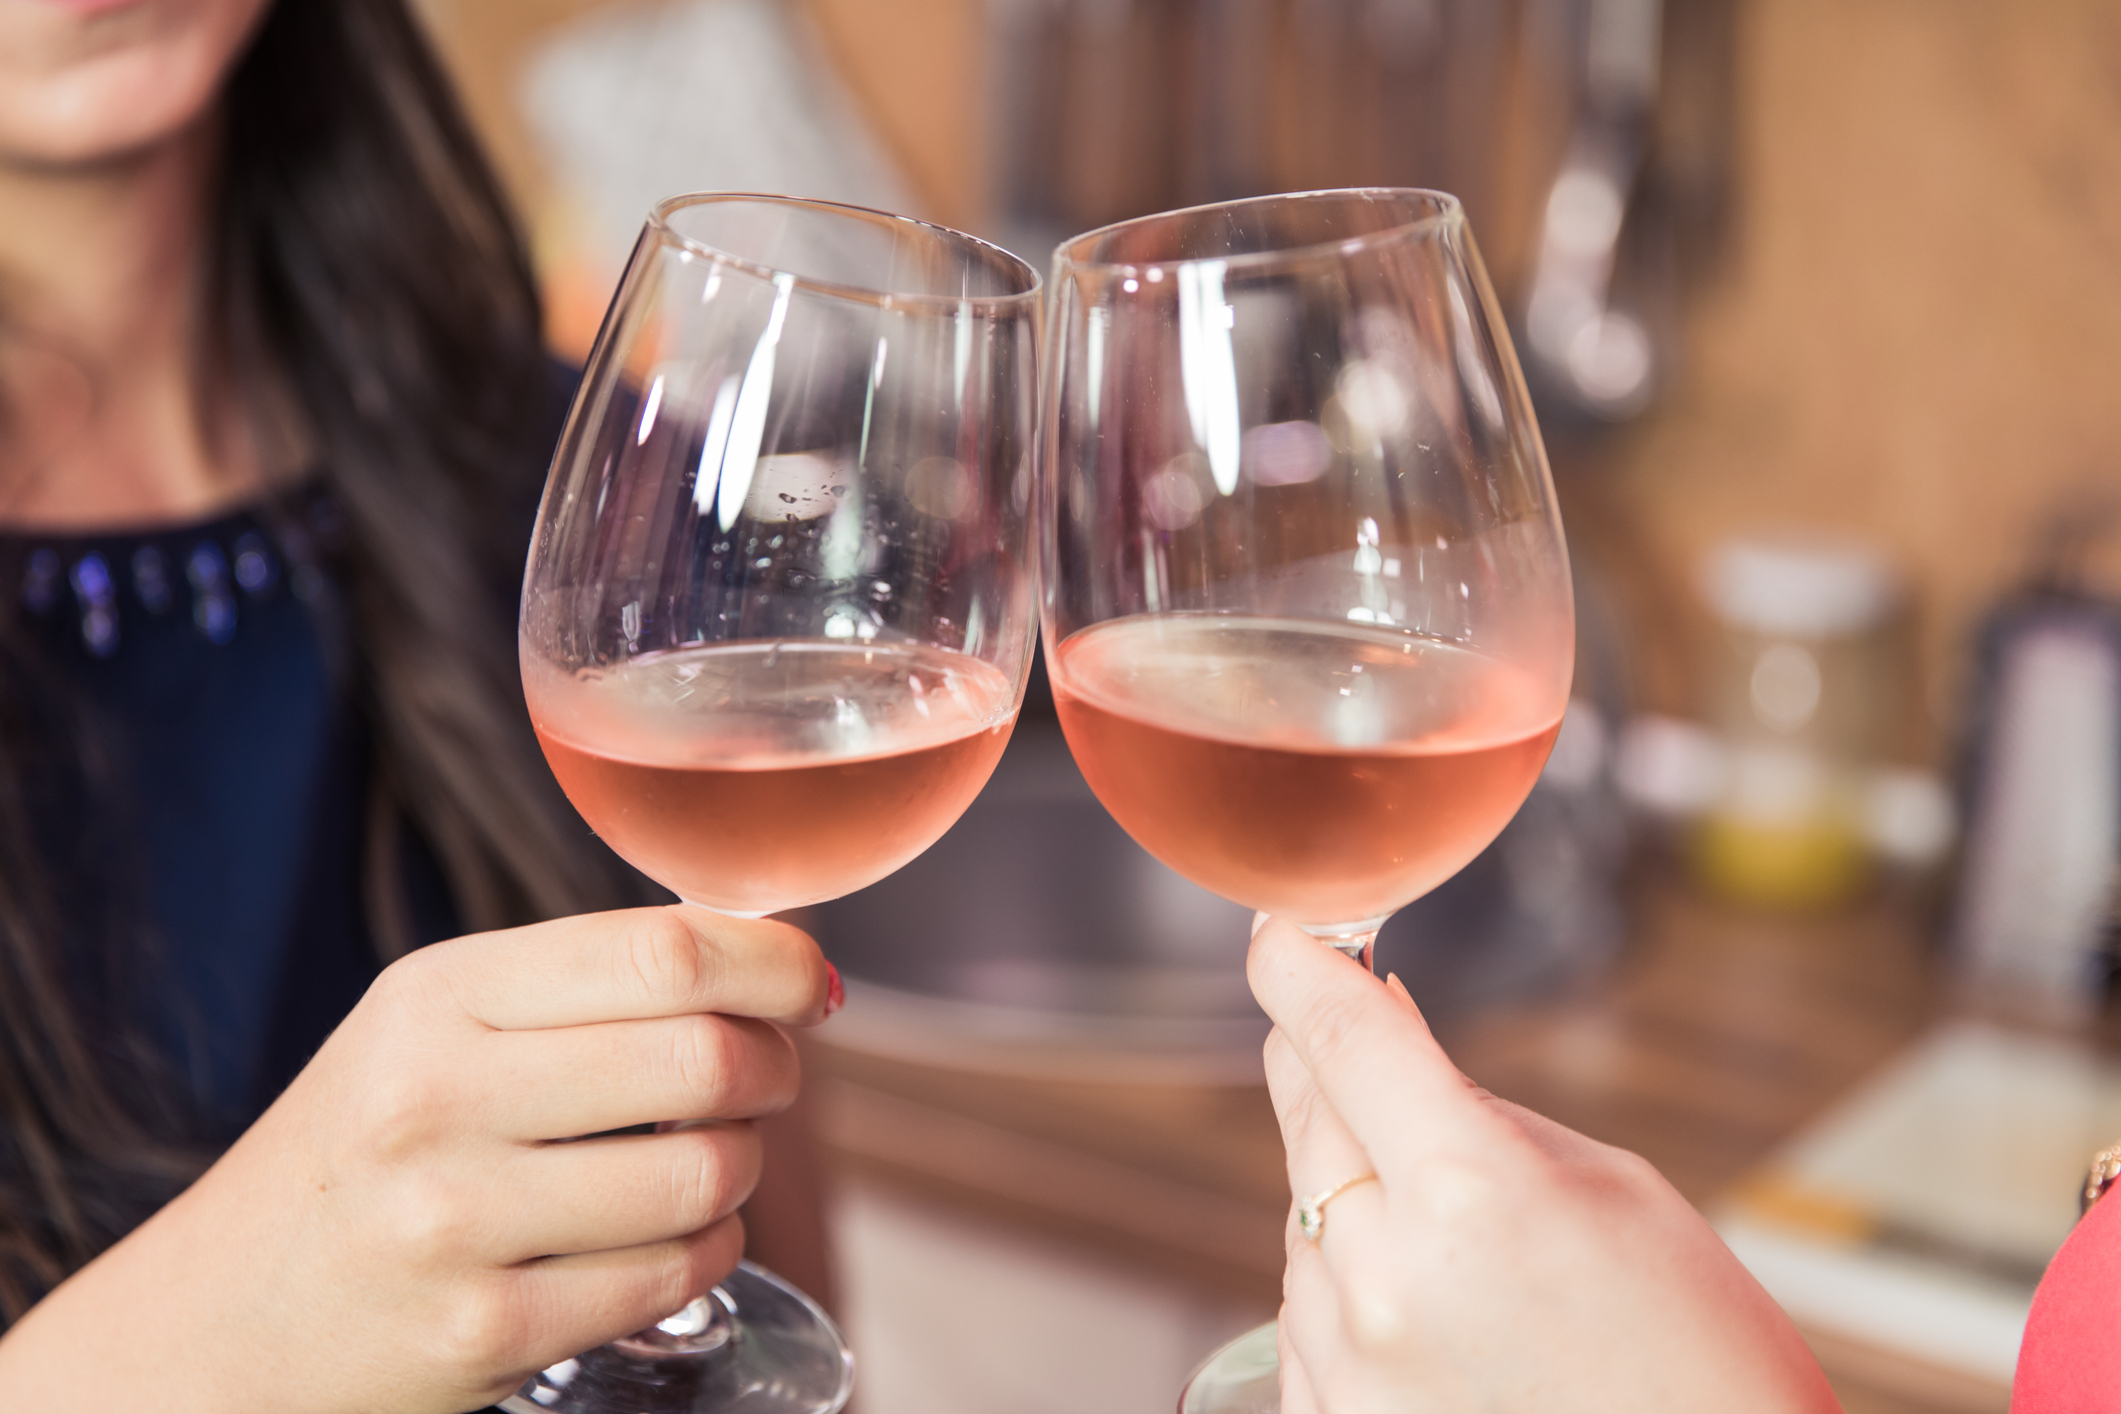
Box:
[4,487,342,659]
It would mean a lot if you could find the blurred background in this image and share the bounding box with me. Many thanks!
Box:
[412,2,2121,1410]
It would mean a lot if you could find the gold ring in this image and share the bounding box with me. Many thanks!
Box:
[1299,1173,1379,1242]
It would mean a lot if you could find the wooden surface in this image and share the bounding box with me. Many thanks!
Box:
[809,876,2013,1413]
[1443,880,1940,1208]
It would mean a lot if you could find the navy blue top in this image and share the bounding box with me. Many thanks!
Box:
[12,491,422,1138]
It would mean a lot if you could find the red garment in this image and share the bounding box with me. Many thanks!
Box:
[2014,1185,2121,1410]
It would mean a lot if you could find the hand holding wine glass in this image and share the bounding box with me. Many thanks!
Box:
[1249,915,1842,1414]
[0,906,831,1414]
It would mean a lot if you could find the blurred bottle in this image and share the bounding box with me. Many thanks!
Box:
[1691,537,1904,908]
[1948,500,2121,1022]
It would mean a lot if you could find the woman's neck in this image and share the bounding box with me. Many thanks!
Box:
[0,115,272,532]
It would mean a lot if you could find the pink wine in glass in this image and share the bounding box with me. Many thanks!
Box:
[526,640,1017,914]
[1051,614,1563,927]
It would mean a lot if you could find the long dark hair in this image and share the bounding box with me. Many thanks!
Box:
[0,0,633,1318]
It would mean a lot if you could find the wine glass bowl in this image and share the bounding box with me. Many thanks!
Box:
[522,194,1041,918]
[1041,187,1573,955]
[512,193,1041,1414]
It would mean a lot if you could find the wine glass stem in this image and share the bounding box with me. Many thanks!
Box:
[1320,931,1378,973]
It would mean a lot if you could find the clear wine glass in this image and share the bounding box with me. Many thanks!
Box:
[1038,189,1574,1411]
[511,193,1041,1414]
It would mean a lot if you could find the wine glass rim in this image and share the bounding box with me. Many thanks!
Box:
[1052,187,1464,276]
[647,191,1043,310]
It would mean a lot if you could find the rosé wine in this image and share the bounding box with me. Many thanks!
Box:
[1051,614,1563,926]
[527,639,1017,914]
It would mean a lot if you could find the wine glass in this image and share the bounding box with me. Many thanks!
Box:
[1038,189,1573,1410]
[511,193,1041,1414]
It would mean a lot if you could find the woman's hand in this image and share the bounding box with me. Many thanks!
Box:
[0,905,835,1414]
[1248,916,1842,1414]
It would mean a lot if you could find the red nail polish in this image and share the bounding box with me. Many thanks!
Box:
[824,963,845,1018]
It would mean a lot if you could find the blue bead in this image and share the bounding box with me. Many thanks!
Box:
[71,553,112,600]
[233,532,278,597]
[197,593,237,645]
[187,542,238,645]
[70,553,119,658]
[81,606,119,657]
[132,545,175,614]
[186,541,228,590]
[23,548,61,614]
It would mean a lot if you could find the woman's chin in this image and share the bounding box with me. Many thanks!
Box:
[0,0,269,169]
[0,56,219,169]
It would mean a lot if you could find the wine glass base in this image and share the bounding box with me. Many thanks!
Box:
[499,1263,854,1414]
[1179,1320,1281,1414]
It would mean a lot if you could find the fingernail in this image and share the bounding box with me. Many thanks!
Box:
[1252,911,1272,938]
[824,962,845,1018]
[1385,973,1416,1010]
